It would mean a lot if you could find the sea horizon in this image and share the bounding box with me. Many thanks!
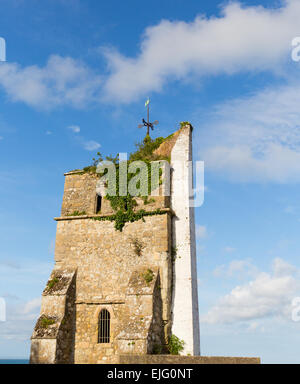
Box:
[0,359,29,364]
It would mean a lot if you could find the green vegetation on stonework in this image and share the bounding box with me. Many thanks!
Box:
[129,134,169,162]
[67,210,87,217]
[87,134,171,231]
[47,278,59,290]
[171,246,178,262]
[40,317,55,329]
[180,121,192,128]
[168,334,185,355]
[130,236,145,257]
[142,196,155,205]
[93,208,167,232]
[152,344,163,354]
[143,269,154,284]
[82,134,170,174]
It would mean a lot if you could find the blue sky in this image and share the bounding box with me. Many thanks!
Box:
[1,0,300,363]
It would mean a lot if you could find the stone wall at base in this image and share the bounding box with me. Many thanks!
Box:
[118,355,261,364]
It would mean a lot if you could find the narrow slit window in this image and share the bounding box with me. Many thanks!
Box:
[98,309,110,343]
[96,194,102,214]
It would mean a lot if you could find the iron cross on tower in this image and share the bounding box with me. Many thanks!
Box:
[138,98,159,136]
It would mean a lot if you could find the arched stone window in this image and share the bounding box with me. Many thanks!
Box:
[98,309,110,343]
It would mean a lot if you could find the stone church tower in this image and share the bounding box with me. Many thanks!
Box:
[30,123,201,364]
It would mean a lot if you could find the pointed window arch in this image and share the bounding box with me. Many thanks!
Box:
[98,309,110,343]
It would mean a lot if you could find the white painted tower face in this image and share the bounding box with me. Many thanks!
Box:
[170,125,200,356]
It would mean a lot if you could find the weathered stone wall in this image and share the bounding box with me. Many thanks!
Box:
[61,163,170,218]
[30,270,76,364]
[53,213,172,364]
[146,273,166,354]
[61,171,114,216]
[61,172,100,216]
[74,267,167,364]
[117,268,166,357]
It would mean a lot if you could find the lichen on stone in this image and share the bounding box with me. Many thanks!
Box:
[33,315,58,338]
[43,273,72,295]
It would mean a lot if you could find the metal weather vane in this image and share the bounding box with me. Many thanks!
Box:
[138,98,159,136]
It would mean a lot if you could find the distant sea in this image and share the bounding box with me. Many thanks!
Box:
[0,360,29,364]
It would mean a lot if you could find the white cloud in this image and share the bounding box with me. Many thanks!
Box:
[68,125,80,133]
[0,259,52,344]
[82,140,101,151]
[284,205,297,214]
[67,127,101,152]
[247,321,260,332]
[196,78,300,183]
[203,258,300,324]
[224,246,236,253]
[196,225,207,239]
[272,257,296,277]
[0,55,102,109]
[68,130,101,152]
[45,131,52,135]
[0,297,41,342]
[214,259,258,278]
[21,298,41,317]
[0,1,299,109]
[103,0,300,102]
